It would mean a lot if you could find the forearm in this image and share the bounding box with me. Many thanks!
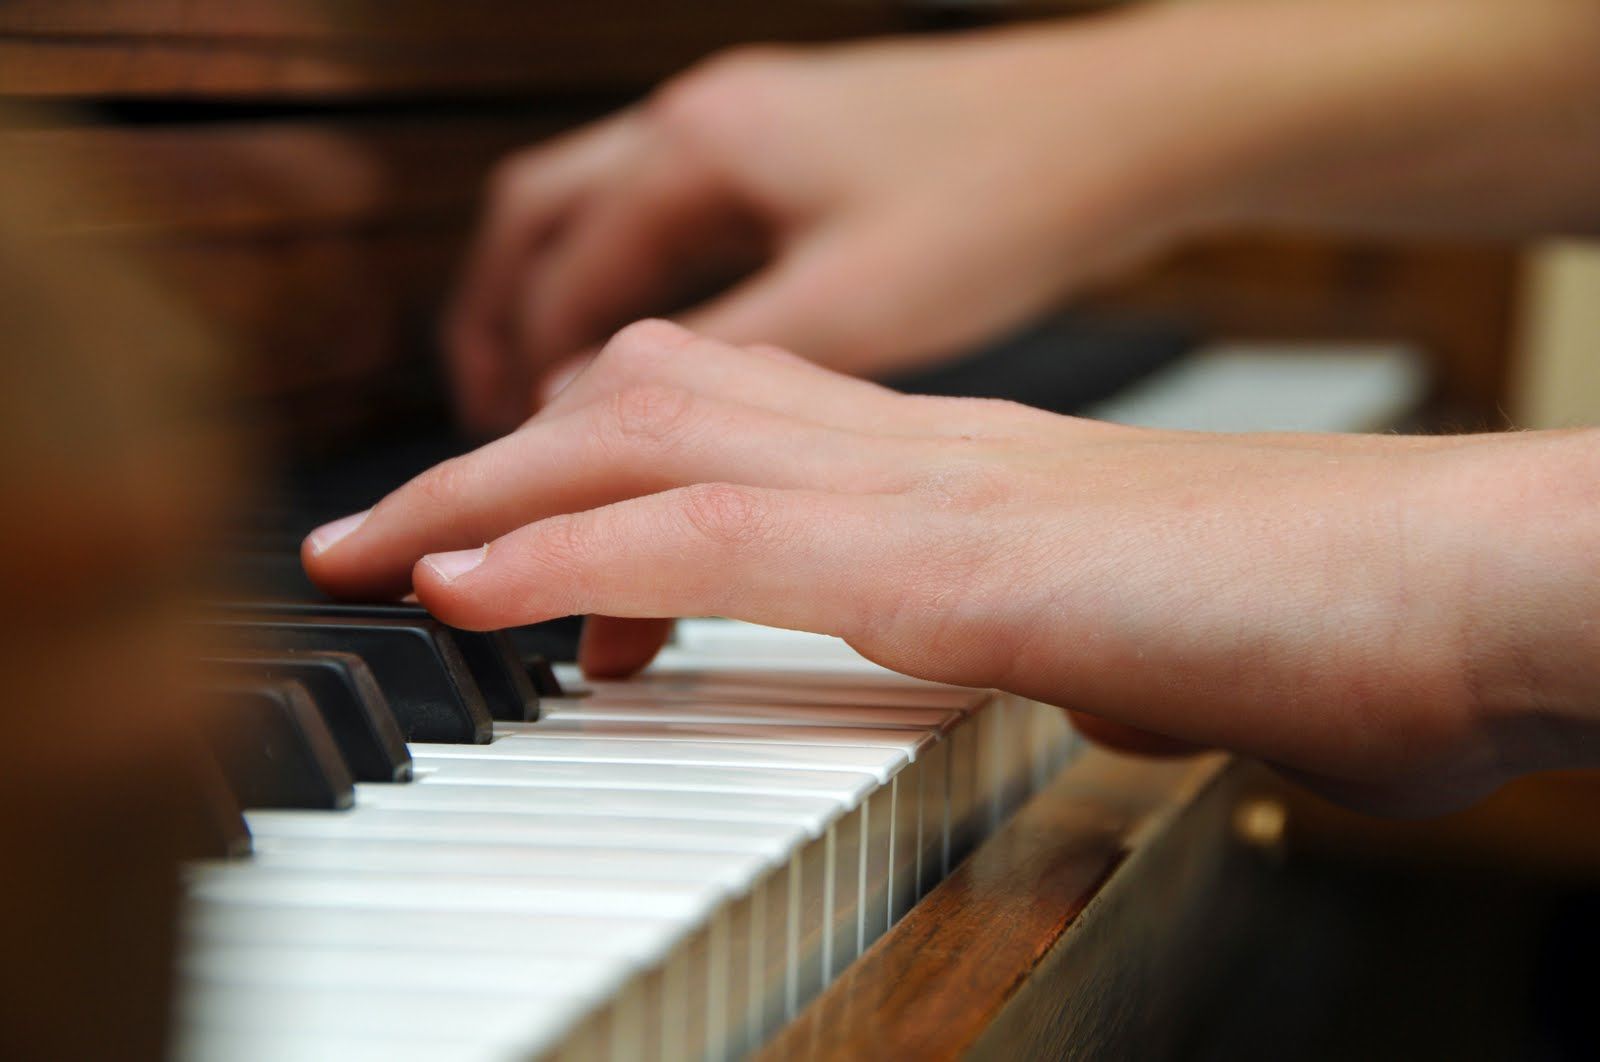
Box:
[1029,0,1600,243]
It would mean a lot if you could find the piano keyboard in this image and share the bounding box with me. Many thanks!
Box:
[175,618,1080,1061]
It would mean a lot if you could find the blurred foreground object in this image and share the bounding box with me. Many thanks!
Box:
[0,108,234,1060]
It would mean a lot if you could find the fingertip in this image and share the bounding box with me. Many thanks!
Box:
[299,509,370,591]
[579,616,673,678]
[421,545,489,584]
[410,555,485,630]
[304,509,371,560]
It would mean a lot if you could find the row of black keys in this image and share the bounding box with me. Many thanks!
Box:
[189,601,567,850]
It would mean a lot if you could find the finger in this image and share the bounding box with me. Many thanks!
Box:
[410,485,930,649]
[1065,710,1206,758]
[546,319,1039,440]
[537,354,593,406]
[303,388,905,600]
[445,114,640,431]
[675,220,956,377]
[578,616,675,678]
[523,143,765,362]
[542,319,885,424]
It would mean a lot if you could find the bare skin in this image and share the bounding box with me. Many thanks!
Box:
[308,321,1600,815]
[309,0,1600,814]
[444,0,1600,433]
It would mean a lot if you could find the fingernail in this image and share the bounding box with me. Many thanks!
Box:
[422,545,488,583]
[306,509,370,556]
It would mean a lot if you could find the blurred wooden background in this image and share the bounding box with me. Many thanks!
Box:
[0,0,1524,454]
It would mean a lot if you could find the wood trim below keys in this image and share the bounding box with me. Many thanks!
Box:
[757,749,1247,1061]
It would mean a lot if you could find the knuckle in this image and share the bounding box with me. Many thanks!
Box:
[908,454,1016,513]
[597,318,696,375]
[652,45,795,135]
[602,384,698,449]
[406,456,477,512]
[483,151,538,207]
[676,482,768,549]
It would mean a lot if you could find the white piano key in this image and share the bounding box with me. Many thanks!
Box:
[415,733,909,784]
[242,836,771,891]
[404,758,878,805]
[178,981,593,1049]
[356,780,846,837]
[188,865,729,923]
[651,648,937,679]
[573,673,985,711]
[186,944,628,996]
[890,771,921,925]
[183,903,676,957]
[501,719,935,761]
[671,621,865,657]
[176,1027,474,1062]
[861,782,897,946]
[242,807,806,860]
[541,698,960,732]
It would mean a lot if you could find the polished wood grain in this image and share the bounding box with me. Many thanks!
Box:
[0,2,907,99]
[757,750,1248,1061]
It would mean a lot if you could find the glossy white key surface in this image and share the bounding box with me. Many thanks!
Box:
[414,733,910,783]
[404,757,879,803]
[243,807,807,860]
[356,779,847,835]
[175,619,1071,1062]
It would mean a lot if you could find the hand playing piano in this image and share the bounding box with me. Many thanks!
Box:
[442,20,1202,433]
[441,0,1600,437]
[309,320,1600,815]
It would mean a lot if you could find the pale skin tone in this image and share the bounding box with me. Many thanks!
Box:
[308,0,1600,813]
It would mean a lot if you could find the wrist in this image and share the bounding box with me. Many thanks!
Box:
[1430,431,1600,774]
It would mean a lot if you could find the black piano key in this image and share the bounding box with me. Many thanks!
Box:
[217,601,539,723]
[473,629,542,721]
[215,549,323,599]
[203,649,413,783]
[199,678,355,811]
[507,616,582,664]
[177,737,254,859]
[523,653,567,698]
[198,614,493,744]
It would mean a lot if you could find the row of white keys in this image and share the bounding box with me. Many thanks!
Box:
[185,752,910,1055]
[176,623,1040,1061]
[533,695,971,937]
[404,708,948,1050]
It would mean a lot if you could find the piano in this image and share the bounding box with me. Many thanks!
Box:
[177,611,1080,1061]
[0,5,1534,1061]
